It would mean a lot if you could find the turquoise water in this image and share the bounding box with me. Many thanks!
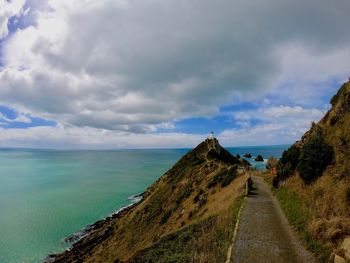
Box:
[0,145,288,263]
[227,144,289,169]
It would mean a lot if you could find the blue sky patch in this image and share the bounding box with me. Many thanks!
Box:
[0,105,56,129]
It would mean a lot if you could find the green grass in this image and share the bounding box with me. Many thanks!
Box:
[266,177,331,262]
[130,195,245,263]
[207,166,237,188]
[130,216,219,262]
[230,195,245,224]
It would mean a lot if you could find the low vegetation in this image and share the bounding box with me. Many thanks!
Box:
[273,131,333,185]
[264,173,331,262]
[267,81,350,262]
[266,156,278,170]
[296,134,334,183]
[207,165,237,188]
[131,196,245,262]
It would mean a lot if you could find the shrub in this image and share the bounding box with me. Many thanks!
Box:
[239,158,252,167]
[339,134,349,150]
[279,145,300,169]
[207,166,237,188]
[266,156,278,170]
[176,186,193,205]
[206,149,236,164]
[160,208,174,224]
[340,169,350,179]
[220,167,237,187]
[193,189,204,203]
[277,163,293,181]
[274,145,300,187]
[330,116,338,126]
[272,176,279,188]
[297,135,334,183]
[330,93,340,106]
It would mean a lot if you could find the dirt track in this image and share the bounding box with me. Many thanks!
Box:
[231,175,314,263]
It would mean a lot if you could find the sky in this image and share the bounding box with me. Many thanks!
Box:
[0,0,349,149]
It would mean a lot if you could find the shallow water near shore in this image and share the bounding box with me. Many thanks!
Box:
[0,145,287,263]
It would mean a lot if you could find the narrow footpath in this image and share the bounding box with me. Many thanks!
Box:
[231,175,314,263]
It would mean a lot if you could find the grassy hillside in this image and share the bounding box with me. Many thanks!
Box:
[51,138,249,262]
[268,81,350,262]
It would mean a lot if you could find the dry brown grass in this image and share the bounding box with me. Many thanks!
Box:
[263,168,350,261]
[262,82,350,260]
[78,152,248,262]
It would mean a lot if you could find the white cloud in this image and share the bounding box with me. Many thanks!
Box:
[0,0,349,133]
[0,0,349,149]
[0,125,203,149]
[0,0,26,38]
[223,105,324,146]
[267,43,350,106]
[234,106,324,122]
[13,114,32,123]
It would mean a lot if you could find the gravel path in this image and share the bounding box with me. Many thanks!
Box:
[231,175,314,263]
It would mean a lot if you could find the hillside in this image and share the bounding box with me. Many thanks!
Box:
[48,138,249,262]
[270,81,350,262]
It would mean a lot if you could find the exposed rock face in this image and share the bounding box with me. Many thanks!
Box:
[47,139,249,263]
[243,153,252,158]
[255,155,264,162]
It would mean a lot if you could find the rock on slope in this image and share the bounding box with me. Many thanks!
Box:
[49,138,249,263]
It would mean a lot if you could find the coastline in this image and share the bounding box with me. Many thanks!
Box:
[44,193,144,263]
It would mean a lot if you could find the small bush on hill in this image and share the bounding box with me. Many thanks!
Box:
[272,176,279,188]
[273,145,301,187]
[330,116,338,126]
[279,145,301,169]
[239,158,251,167]
[297,135,334,183]
[221,167,237,187]
[277,163,293,181]
[193,189,204,203]
[207,166,237,188]
[266,156,278,170]
[206,149,237,164]
[273,131,334,186]
[338,134,349,151]
[160,208,174,225]
[176,186,193,205]
[330,93,340,106]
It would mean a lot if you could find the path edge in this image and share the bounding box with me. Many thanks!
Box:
[225,194,247,263]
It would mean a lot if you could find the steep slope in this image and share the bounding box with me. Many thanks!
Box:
[271,81,350,261]
[49,138,249,262]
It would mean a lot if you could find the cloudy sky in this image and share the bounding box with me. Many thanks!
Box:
[0,0,349,149]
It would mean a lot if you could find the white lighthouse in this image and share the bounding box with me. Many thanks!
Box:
[208,131,215,140]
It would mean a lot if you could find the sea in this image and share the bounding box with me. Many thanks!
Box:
[0,145,288,263]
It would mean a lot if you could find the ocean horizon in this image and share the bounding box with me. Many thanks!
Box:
[0,144,289,263]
